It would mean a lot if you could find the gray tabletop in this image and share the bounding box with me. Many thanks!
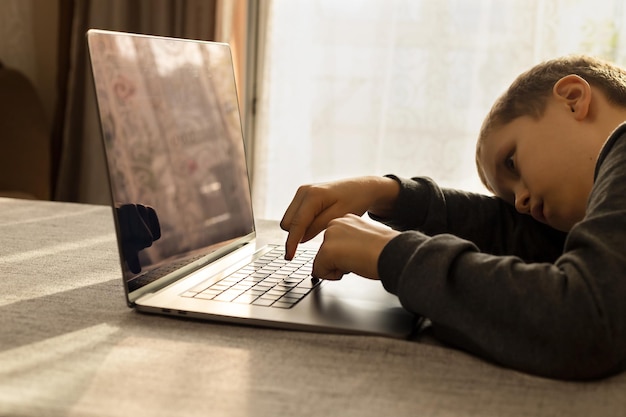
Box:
[1,197,625,417]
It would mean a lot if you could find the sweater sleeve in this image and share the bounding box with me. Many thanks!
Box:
[370,175,566,262]
[376,128,626,380]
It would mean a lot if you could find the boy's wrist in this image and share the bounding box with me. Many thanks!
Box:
[368,175,400,218]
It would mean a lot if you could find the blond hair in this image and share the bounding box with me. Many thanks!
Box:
[476,55,626,191]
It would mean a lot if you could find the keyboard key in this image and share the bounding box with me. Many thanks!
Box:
[296,279,320,289]
[266,288,288,297]
[287,287,309,295]
[272,301,296,309]
[194,292,218,300]
[252,298,274,307]
[234,294,260,304]
[182,291,198,298]
[214,290,242,302]
[209,283,231,291]
[280,295,302,303]
[232,283,253,291]
[252,283,274,291]
[276,282,298,290]
[259,293,282,301]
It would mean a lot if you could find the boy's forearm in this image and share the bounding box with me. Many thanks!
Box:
[378,230,625,380]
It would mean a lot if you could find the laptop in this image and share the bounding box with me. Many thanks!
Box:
[87,29,418,338]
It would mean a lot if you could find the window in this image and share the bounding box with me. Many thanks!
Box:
[251,0,626,219]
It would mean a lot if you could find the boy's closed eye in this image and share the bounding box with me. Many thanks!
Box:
[505,151,517,173]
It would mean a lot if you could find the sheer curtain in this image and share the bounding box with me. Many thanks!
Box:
[251,0,626,220]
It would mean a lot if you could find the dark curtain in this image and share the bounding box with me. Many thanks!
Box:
[52,0,219,203]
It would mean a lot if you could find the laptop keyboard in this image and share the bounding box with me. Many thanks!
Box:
[181,247,320,308]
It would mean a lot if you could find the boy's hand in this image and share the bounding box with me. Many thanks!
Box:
[280,176,399,260]
[312,214,399,280]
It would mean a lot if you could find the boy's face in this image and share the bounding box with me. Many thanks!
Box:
[478,99,598,232]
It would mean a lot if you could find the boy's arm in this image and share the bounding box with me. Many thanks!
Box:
[375,135,626,380]
[370,175,566,262]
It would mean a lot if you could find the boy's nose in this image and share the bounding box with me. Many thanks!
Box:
[514,189,531,214]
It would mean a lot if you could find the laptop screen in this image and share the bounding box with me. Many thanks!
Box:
[88,30,255,292]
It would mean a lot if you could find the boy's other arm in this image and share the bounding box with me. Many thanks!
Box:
[370,175,566,262]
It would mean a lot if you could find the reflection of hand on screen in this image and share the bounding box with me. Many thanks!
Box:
[117,204,161,273]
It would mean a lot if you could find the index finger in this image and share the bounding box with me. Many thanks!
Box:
[281,186,325,259]
[282,206,315,260]
[280,186,306,233]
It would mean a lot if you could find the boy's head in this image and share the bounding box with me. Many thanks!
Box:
[476,55,626,231]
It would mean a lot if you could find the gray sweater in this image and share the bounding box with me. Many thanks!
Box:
[375,123,626,380]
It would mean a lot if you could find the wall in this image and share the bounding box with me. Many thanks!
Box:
[0,0,59,127]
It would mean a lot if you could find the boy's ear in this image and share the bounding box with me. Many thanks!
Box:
[553,74,591,120]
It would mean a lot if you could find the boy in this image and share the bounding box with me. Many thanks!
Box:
[280,55,626,380]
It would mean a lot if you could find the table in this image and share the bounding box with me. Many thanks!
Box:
[1,197,625,417]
